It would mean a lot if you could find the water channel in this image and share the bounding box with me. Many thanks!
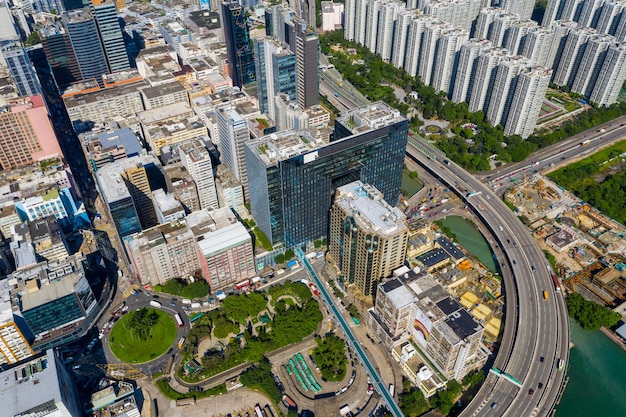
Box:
[441,215,626,416]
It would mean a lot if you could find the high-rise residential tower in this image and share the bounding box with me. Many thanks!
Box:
[486,55,528,127]
[503,66,552,138]
[452,38,492,103]
[327,181,408,299]
[500,0,536,20]
[431,28,469,95]
[553,26,597,86]
[590,42,626,105]
[468,46,508,113]
[571,33,613,96]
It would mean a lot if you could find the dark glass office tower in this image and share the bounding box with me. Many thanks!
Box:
[286,18,319,109]
[63,8,108,84]
[254,36,296,119]
[40,23,81,88]
[221,0,256,87]
[92,0,130,73]
[245,102,408,247]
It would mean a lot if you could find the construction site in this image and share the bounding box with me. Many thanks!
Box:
[505,175,626,309]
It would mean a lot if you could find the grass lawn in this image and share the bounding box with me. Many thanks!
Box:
[109,309,177,363]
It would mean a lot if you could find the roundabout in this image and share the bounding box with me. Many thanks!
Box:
[109,308,177,363]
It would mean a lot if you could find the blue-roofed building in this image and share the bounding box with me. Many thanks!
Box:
[435,237,466,263]
[81,127,144,172]
[417,248,451,271]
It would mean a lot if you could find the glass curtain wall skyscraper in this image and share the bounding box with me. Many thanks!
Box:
[221,0,256,87]
[92,0,130,73]
[245,102,408,247]
[63,8,108,84]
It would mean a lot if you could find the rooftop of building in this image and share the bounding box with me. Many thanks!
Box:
[336,102,405,135]
[64,7,94,23]
[379,278,416,310]
[82,127,143,159]
[63,80,147,107]
[417,248,450,268]
[444,307,483,340]
[19,273,79,311]
[137,102,195,125]
[1,350,65,415]
[140,81,187,100]
[435,237,465,260]
[245,129,324,166]
[187,208,250,254]
[335,181,406,236]
[96,156,158,204]
[152,189,184,216]
[188,10,221,30]
[124,218,192,252]
[546,229,577,249]
[215,165,241,189]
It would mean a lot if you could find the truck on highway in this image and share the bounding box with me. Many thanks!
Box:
[149,300,161,308]
[543,291,549,300]
[581,139,592,146]
[216,291,227,301]
[334,93,339,97]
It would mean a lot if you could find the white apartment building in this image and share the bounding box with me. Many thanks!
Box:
[451,38,492,103]
[504,66,552,138]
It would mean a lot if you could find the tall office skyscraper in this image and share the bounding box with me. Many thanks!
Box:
[92,0,130,73]
[500,0,536,20]
[431,28,469,95]
[180,139,219,211]
[0,8,40,97]
[245,102,408,247]
[217,106,251,197]
[63,8,108,83]
[468,47,508,113]
[40,22,81,87]
[122,161,157,230]
[452,38,492,103]
[254,37,296,120]
[486,55,528,127]
[553,26,596,86]
[571,33,613,96]
[221,0,255,87]
[590,42,626,106]
[521,26,555,67]
[504,66,552,138]
[327,181,408,298]
[288,19,319,109]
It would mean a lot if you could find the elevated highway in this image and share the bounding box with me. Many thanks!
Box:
[406,140,570,417]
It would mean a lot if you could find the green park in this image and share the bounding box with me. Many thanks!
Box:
[109,308,177,363]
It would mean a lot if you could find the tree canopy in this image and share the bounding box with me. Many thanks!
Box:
[566,293,621,330]
[312,333,347,381]
[221,292,268,324]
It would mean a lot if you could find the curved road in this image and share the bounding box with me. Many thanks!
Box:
[406,142,570,417]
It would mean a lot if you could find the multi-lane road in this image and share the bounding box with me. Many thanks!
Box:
[406,142,570,417]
